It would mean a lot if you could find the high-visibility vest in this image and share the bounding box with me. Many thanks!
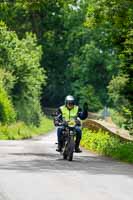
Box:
[60,105,79,121]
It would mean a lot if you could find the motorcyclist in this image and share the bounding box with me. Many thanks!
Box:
[54,95,88,153]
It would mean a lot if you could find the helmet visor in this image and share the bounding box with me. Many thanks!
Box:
[67,100,74,106]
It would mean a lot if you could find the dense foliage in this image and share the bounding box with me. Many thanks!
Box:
[0,116,54,140]
[81,129,133,163]
[0,82,16,123]
[0,0,132,130]
[0,22,46,125]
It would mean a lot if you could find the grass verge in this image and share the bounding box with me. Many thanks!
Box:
[0,116,54,140]
[81,128,133,163]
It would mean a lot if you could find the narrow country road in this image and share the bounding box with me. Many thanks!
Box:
[0,129,133,200]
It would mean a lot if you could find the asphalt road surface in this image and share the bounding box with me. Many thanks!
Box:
[0,129,133,200]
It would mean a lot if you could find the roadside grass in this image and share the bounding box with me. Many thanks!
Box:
[81,128,133,163]
[0,116,54,140]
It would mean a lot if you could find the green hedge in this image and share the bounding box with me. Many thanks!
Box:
[0,116,54,140]
[81,128,133,163]
[0,84,16,124]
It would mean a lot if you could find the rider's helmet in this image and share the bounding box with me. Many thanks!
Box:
[65,95,75,107]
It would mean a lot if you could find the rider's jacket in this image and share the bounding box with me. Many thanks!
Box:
[60,105,79,121]
[54,104,88,126]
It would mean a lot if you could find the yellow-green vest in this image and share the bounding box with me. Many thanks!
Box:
[60,105,79,121]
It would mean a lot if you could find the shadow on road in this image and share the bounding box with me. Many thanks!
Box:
[0,152,133,177]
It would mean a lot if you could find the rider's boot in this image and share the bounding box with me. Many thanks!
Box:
[75,140,82,153]
[56,142,62,152]
[75,147,82,153]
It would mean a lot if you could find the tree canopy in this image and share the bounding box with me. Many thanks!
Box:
[0,0,132,128]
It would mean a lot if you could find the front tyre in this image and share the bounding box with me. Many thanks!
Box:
[63,141,68,160]
[67,138,75,161]
[68,151,73,161]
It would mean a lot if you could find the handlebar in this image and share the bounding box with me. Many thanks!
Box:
[56,119,81,127]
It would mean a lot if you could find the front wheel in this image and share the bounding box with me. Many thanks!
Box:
[63,141,68,160]
[67,138,75,161]
[68,152,73,161]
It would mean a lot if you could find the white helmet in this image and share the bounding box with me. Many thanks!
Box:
[65,95,75,105]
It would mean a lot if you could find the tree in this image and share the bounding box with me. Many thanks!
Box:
[0,69,16,124]
[82,0,133,127]
[0,0,77,107]
[0,22,46,124]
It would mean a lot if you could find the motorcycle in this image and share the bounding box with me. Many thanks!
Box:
[59,119,81,161]
[52,112,81,161]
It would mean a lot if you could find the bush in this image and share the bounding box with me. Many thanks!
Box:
[0,83,16,124]
[109,108,127,128]
[15,99,43,126]
[81,128,133,163]
[99,108,126,128]
[0,24,47,125]
[0,116,54,140]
